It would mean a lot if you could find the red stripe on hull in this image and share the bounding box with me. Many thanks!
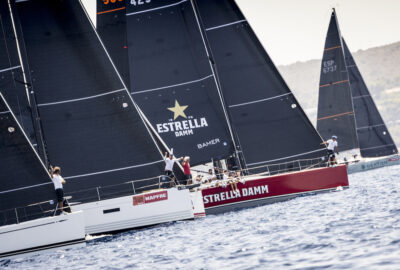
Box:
[201,165,348,209]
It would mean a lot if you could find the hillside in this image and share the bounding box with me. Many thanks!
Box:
[278,41,400,146]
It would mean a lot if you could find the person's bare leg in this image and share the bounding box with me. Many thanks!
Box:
[59,201,63,212]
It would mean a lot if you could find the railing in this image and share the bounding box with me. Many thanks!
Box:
[64,175,175,204]
[244,156,329,177]
[194,156,331,185]
[0,200,56,227]
[0,175,176,227]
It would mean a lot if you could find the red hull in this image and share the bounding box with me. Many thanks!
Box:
[201,165,349,214]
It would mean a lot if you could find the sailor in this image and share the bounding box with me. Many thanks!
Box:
[205,169,217,183]
[182,156,191,185]
[51,166,67,214]
[164,152,183,185]
[322,136,339,166]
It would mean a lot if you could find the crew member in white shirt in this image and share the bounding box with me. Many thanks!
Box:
[51,166,66,213]
[322,135,339,166]
[164,152,183,184]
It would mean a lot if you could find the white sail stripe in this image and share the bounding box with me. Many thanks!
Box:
[64,160,164,180]
[126,0,187,16]
[0,65,21,73]
[37,88,126,107]
[131,74,213,95]
[361,144,395,151]
[357,124,386,130]
[247,148,326,166]
[0,110,10,115]
[352,95,370,99]
[205,19,247,31]
[229,93,292,108]
[0,182,51,195]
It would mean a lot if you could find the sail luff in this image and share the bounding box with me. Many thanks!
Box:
[7,0,49,166]
[189,0,244,170]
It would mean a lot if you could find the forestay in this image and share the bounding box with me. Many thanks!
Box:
[195,0,327,170]
[316,9,358,152]
[0,93,55,226]
[342,38,398,157]
[13,0,165,202]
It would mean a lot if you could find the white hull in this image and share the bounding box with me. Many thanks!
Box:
[0,211,85,259]
[347,154,400,174]
[72,188,196,235]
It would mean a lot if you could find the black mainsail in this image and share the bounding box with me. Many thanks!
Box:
[317,9,398,158]
[316,9,358,152]
[12,0,165,202]
[97,0,235,165]
[342,38,398,157]
[194,0,327,171]
[0,93,54,226]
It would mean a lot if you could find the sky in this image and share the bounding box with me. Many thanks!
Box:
[82,0,400,65]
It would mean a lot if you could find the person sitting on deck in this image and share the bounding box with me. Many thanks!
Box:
[205,169,217,183]
[223,170,239,192]
[51,166,67,214]
[321,135,339,166]
[182,156,192,185]
[164,152,183,186]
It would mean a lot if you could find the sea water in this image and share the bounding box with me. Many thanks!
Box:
[2,165,400,269]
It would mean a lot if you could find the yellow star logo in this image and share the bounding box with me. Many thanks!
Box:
[168,100,188,120]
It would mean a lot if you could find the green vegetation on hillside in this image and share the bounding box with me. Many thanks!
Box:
[278,41,400,146]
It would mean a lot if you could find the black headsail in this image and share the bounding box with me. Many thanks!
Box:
[194,0,327,171]
[0,1,36,146]
[0,93,55,226]
[98,0,235,165]
[316,9,358,152]
[13,0,165,202]
[342,38,398,157]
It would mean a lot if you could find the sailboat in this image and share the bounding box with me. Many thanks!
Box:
[317,9,399,174]
[97,0,349,215]
[6,0,200,235]
[0,93,85,259]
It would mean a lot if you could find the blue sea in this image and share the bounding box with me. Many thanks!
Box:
[2,165,400,269]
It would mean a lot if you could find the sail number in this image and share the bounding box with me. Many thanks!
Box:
[102,0,151,4]
[130,0,151,5]
[102,0,123,4]
[322,60,337,73]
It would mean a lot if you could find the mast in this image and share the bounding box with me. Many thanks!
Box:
[7,0,50,167]
[190,0,245,171]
